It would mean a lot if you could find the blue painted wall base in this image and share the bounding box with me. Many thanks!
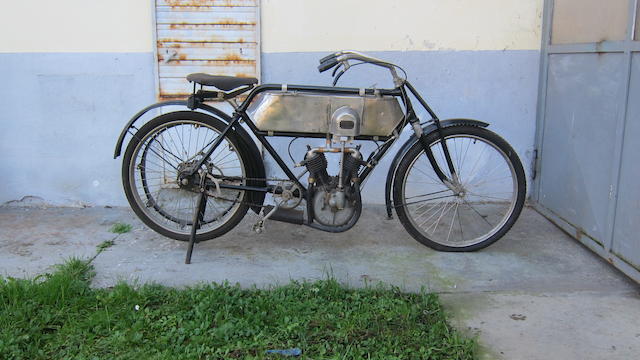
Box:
[0,50,539,206]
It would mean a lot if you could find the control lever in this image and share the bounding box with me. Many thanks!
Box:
[332,63,342,77]
[332,69,345,86]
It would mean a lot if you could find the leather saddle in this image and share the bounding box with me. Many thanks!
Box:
[186,73,258,92]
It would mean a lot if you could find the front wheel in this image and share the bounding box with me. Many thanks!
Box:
[393,126,526,251]
[122,111,251,242]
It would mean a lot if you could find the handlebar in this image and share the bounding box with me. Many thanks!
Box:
[317,50,404,86]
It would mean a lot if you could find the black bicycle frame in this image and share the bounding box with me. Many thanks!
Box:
[188,81,455,195]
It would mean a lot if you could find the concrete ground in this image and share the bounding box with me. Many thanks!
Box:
[1,204,638,359]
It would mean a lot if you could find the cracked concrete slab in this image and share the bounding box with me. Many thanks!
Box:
[0,205,638,359]
[0,206,115,278]
[442,291,640,360]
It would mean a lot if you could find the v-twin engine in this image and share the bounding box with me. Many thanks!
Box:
[302,145,365,232]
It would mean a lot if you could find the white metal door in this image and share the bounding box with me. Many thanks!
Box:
[534,0,640,282]
[154,0,260,99]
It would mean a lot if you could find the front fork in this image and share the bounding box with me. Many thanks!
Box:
[404,79,461,192]
[411,121,460,191]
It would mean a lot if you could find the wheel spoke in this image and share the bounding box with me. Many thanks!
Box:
[462,199,493,227]
[404,189,452,200]
[445,203,460,243]
[425,200,457,235]
[412,164,445,186]
[403,194,458,207]
[417,201,449,228]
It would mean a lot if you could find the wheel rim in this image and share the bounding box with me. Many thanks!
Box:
[129,120,246,235]
[401,134,518,247]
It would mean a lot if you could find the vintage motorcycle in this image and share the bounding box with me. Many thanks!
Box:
[114,51,526,261]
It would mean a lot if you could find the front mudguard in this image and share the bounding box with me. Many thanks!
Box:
[384,118,489,218]
[114,101,266,214]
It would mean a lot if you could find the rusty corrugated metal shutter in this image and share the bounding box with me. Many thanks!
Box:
[155,0,259,99]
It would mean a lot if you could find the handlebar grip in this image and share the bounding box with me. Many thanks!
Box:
[319,53,337,64]
[318,58,339,73]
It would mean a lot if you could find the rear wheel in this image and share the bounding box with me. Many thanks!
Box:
[393,126,526,251]
[122,111,250,242]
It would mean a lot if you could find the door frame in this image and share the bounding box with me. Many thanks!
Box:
[532,0,640,282]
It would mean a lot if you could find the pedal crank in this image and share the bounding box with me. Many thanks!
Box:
[253,203,279,233]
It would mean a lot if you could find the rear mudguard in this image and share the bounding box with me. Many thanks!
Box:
[114,101,266,214]
[384,118,489,218]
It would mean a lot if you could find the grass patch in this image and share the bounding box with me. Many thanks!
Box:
[109,223,132,234]
[0,260,475,359]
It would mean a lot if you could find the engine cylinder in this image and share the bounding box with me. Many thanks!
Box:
[305,151,329,185]
[341,152,362,186]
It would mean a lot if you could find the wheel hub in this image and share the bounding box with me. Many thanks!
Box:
[447,176,467,197]
[176,161,202,191]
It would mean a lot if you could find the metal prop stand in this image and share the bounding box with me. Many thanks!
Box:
[185,189,208,264]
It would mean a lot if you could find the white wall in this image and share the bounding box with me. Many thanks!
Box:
[0,0,543,54]
[261,0,543,52]
[0,0,153,53]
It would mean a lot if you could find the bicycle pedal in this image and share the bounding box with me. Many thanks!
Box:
[253,220,265,234]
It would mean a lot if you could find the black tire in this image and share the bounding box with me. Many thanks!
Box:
[393,125,526,251]
[122,111,251,242]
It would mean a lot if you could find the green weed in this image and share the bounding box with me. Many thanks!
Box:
[109,223,132,234]
[96,240,115,253]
